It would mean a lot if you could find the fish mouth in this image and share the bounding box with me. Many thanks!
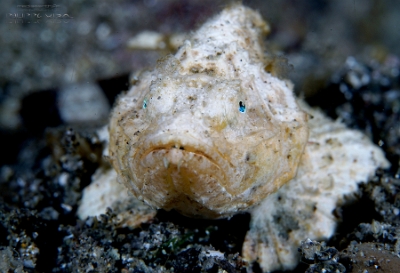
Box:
[129,133,236,217]
[141,143,219,168]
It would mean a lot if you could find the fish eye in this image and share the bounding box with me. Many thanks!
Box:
[143,99,147,109]
[239,101,246,113]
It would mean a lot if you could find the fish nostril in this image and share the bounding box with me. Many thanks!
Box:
[171,144,185,151]
[170,145,185,150]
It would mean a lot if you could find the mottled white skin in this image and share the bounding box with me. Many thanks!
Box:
[77,167,156,228]
[109,5,308,219]
[77,5,390,273]
[243,102,390,272]
[77,167,124,218]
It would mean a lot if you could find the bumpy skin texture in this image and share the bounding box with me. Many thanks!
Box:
[243,103,390,272]
[109,5,309,218]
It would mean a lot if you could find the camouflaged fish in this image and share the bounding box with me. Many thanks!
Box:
[78,5,390,272]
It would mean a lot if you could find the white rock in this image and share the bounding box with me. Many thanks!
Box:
[58,83,110,125]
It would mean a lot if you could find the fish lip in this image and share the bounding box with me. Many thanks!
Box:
[138,142,220,167]
[134,131,224,165]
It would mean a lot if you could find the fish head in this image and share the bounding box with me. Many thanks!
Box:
[109,55,308,218]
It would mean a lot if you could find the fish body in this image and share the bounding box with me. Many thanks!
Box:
[79,5,390,272]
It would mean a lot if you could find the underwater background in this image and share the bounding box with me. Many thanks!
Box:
[0,1,399,272]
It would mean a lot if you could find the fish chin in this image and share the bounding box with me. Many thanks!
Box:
[129,136,241,218]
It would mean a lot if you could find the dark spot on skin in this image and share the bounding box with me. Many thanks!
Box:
[190,67,200,73]
[326,138,334,144]
[204,68,215,75]
[273,213,300,240]
[158,96,161,99]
